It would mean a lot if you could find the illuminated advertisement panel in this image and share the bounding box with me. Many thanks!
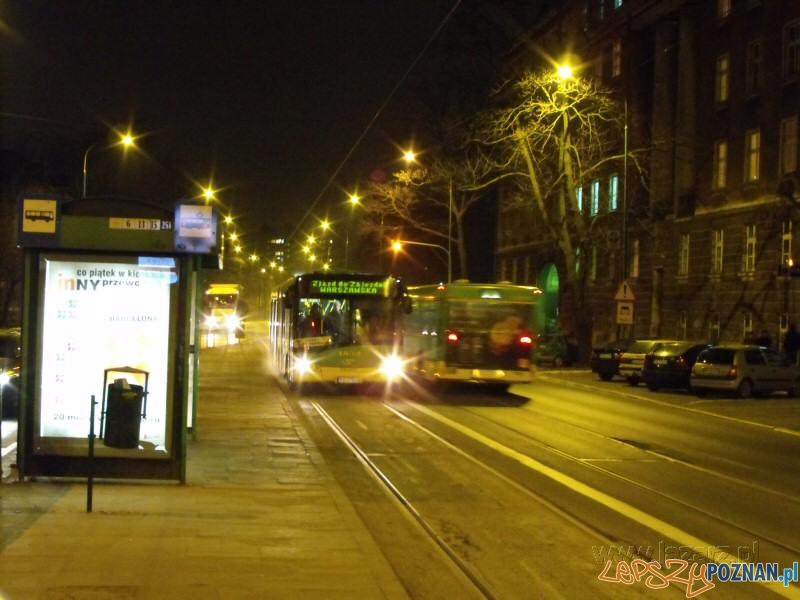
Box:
[36,254,178,457]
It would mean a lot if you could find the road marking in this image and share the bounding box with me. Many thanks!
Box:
[409,402,800,600]
[532,375,800,438]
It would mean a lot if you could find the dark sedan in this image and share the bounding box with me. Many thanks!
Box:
[643,341,711,391]
[591,339,631,381]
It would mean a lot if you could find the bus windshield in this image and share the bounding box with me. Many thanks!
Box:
[205,294,238,310]
[296,297,397,348]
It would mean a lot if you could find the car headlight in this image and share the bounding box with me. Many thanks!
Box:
[225,313,241,331]
[205,315,220,328]
[380,354,404,380]
[295,356,313,375]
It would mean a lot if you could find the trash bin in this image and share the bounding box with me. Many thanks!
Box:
[103,379,144,449]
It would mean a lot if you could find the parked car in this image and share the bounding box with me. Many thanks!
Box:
[0,328,21,419]
[591,339,633,381]
[618,339,677,386]
[691,344,800,399]
[534,333,579,367]
[642,341,711,391]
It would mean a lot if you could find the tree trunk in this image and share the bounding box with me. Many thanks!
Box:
[455,213,468,280]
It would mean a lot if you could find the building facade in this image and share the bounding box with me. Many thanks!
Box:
[496,0,800,348]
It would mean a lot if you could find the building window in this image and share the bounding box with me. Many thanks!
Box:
[709,313,721,342]
[679,233,690,276]
[612,40,622,77]
[713,140,728,189]
[743,312,753,342]
[744,130,761,182]
[614,0,623,8]
[746,39,762,95]
[782,220,793,266]
[575,186,584,212]
[630,239,640,278]
[590,180,600,216]
[679,311,688,340]
[712,229,724,275]
[780,116,798,175]
[717,0,731,18]
[608,174,619,211]
[743,224,757,273]
[590,247,598,281]
[785,19,800,79]
[715,54,730,103]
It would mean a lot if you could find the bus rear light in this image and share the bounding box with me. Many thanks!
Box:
[518,334,533,346]
[446,331,460,344]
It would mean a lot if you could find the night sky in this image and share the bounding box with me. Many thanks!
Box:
[1,1,540,266]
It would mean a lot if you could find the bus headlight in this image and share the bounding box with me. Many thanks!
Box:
[380,354,404,380]
[0,372,10,386]
[295,356,313,375]
[204,315,220,328]
[225,313,241,331]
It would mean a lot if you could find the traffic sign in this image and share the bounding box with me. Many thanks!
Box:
[614,280,636,301]
[616,301,634,325]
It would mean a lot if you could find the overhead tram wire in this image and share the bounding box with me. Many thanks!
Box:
[289,0,463,242]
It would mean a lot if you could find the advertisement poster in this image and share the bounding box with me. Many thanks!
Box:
[37,255,177,456]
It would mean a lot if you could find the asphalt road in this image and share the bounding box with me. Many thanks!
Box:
[289,374,800,600]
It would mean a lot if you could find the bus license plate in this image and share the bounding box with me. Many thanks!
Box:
[337,377,362,384]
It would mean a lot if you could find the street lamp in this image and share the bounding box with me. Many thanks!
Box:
[392,239,452,283]
[345,193,361,269]
[82,129,137,199]
[403,149,417,164]
[202,186,217,203]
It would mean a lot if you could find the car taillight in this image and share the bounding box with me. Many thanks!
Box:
[518,332,534,346]
[726,366,738,379]
[446,331,460,344]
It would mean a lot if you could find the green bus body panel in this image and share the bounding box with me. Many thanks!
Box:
[309,344,394,368]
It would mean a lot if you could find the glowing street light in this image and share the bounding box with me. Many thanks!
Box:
[202,186,217,203]
[302,244,312,255]
[269,261,277,269]
[348,193,360,206]
[557,64,574,80]
[403,149,416,164]
[392,241,403,253]
[307,234,317,245]
[230,232,239,242]
[234,244,242,254]
[319,219,331,232]
[224,215,234,225]
[248,253,259,263]
[82,128,138,199]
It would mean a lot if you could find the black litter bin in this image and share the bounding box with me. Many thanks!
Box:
[103,380,145,449]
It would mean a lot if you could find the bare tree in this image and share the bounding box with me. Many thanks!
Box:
[484,69,644,354]
[361,141,498,280]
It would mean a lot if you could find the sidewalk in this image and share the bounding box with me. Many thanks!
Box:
[0,334,409,599]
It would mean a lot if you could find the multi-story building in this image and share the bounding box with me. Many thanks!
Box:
[496,0,799,347]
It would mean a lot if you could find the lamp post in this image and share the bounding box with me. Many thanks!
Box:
[392,240,452,283]
[81,131,136,199]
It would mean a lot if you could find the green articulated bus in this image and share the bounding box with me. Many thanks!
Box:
[269,272,410,389]
[404,281,544,386]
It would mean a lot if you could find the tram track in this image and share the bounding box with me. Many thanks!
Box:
[425,401,800,559]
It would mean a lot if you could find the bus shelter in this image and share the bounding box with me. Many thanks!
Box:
[16,193,219,481]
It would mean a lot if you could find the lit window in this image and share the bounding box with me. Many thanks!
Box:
[590,180,600,216]
[782,220,793,266]
[712,229,724,275]
[679,233,690,276]
[745,40,762,95]
[630,239,640,278]
[614,0,623,8]
[784,19,800,79]
[715,54,730,103]
[608,174,619,211]
[612,40,622,77]
[744,130,761,182]
[780,116,798,175]
[743,224,756,273]
[575,186,584,212]
[713,140,728,189]
[718,0,731,18]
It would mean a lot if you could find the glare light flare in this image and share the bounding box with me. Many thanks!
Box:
[557,64,574,80]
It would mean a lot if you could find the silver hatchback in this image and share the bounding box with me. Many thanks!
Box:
[690,344,800,398]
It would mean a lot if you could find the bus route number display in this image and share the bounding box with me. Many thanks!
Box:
[310,279,386,296]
